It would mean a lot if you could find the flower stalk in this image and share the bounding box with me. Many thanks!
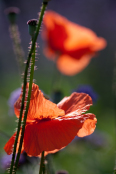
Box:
[39,151,45,174]
[9,1,48,174]
[9,24,25,75]
[14,40,36,173]
[5,7,25,76]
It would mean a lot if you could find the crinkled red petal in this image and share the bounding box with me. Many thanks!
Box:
[14,83,65,121]
[57,92,92,115]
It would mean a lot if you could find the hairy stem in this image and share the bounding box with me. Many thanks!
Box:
[9,2,48,174]
[39,151,45,174]
[14,42,35,172]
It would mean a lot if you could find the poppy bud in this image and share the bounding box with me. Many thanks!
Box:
[43,0,50,4]
[4,7,20,24]
[27,19,38,38]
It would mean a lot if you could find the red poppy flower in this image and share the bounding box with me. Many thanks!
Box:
[4,83,97,157]
[42,11,107,76]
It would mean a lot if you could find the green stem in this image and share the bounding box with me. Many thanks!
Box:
[9,2,48,174]
[29,2,48,58]
[9,24,25,75]
[14,41,35,173]
[39,151,45,174]
[9,59,29,174]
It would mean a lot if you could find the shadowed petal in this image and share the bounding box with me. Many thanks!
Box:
[24,113,96,156]
[4,130,24,155]
[57,92,92,115]
[62,114,97,137]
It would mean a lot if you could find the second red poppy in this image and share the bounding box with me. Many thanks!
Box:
[42,11,107,76]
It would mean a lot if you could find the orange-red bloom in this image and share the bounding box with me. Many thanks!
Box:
[42,11,107,76]
[4,83,97,157]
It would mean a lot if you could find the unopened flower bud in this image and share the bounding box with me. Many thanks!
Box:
[27,19,38,38]
[43,0,51,4]
[4,7,20,24]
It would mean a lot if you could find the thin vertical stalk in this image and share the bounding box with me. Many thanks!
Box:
[9,24,25,75]
[9,2,48,174]
[39,151,45,174]
[14,42,35,173]
[9,56,29,174]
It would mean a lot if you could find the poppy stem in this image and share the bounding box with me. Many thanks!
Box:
[9,24,25,76]
[5,7,25,79]
[39,151,45,174]
[14,41,36,173]
[9,42,35,174]
[9,2,48,174]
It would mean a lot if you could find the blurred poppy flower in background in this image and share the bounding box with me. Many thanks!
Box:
[42,11,107,76]
[4,83,97,157]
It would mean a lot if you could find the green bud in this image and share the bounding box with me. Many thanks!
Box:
[4,7,20,24]
[43,0,50,5]
[27,19,38,38]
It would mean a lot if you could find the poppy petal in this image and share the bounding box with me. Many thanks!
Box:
[24,113,96,156]
[42,11,107,76]
[57,92,92,115]
[43,47,56,60]
[43,11,107,54]
[4,130,24,155]
[63,113,97,137]
[56,54,92,76]
[14,83,65,121]
[43,11,68,53]
[77,118,97,137]
[63,21,107,51]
